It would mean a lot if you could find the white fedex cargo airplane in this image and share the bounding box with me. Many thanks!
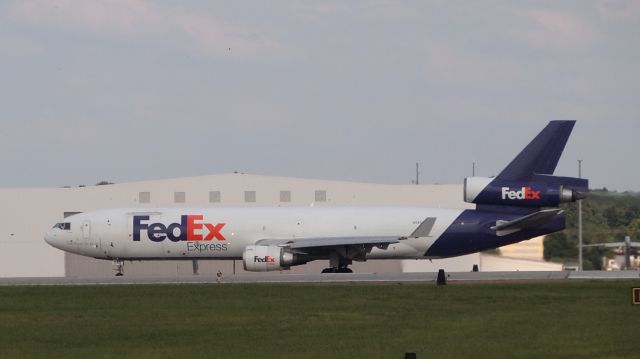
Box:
[45,121,588,275]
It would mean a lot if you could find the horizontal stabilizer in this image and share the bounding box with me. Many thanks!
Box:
[491,208,562,236]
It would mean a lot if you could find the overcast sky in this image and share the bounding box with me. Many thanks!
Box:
[1,1,638,191]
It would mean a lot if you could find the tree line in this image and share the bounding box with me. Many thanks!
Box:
[544,189,640,269]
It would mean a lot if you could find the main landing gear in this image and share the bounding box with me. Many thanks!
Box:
[113,259,124,276]
[321,267,353,274]
[321,253,353,274]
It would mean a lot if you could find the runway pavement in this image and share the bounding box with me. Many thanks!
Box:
[1,270,638,286]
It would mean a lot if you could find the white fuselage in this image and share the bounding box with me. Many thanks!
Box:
[44,207,463,260]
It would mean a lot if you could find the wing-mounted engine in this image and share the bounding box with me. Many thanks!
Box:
[242,245,311,272]
[242,236,401,272]
[464,175,587,208]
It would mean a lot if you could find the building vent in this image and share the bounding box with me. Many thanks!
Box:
[280,190,291,203]
[174,191,186,203]
[245,191,256,203]
[139,192,151,204]
[209,191,221,203]
[315,190,327,202]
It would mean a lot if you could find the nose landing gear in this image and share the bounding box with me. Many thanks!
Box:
[112,259,124,276]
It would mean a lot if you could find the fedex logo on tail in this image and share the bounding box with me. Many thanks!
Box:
[501,187,541,200]
[133,215,226,242]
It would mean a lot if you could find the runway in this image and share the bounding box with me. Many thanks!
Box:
[1,270,639,286]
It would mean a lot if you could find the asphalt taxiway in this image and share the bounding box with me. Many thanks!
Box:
[1,270,638,286]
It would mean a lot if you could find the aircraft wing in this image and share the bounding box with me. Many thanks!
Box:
[254,217,436,249]
[491,208,562,237]
[256,236,400,249]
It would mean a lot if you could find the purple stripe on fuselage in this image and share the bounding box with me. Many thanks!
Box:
[425,209,565,258]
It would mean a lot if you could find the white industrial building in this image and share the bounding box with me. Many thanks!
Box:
[0,173,561,278]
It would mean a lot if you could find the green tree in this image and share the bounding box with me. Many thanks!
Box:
[543,232,576,262]
[544,190,640,269]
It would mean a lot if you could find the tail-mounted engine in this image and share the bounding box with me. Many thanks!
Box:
[242,245,311,272]
[464,176,587,208]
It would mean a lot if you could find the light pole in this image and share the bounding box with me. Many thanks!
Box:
[578,159,583,271]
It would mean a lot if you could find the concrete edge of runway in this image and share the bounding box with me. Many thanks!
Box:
[1,270,639,286]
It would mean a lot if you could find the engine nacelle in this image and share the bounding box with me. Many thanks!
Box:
[464,177,585,208]
[242,245,310,272]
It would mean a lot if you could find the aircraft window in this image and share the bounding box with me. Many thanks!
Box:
[53,223,71,230]
[458,220,479,225]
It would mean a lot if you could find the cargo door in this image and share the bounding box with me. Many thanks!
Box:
[82,219,101,252]
[82,220,91,240]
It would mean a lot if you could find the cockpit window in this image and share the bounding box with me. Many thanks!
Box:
[53,222,71,230]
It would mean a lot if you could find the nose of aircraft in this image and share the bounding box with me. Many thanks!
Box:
[44,229,60,248]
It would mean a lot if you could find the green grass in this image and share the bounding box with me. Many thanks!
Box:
[0,281,638,358]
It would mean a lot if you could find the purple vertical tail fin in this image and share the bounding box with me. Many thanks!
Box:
[496,120,576,182]
[464,120,588,210]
